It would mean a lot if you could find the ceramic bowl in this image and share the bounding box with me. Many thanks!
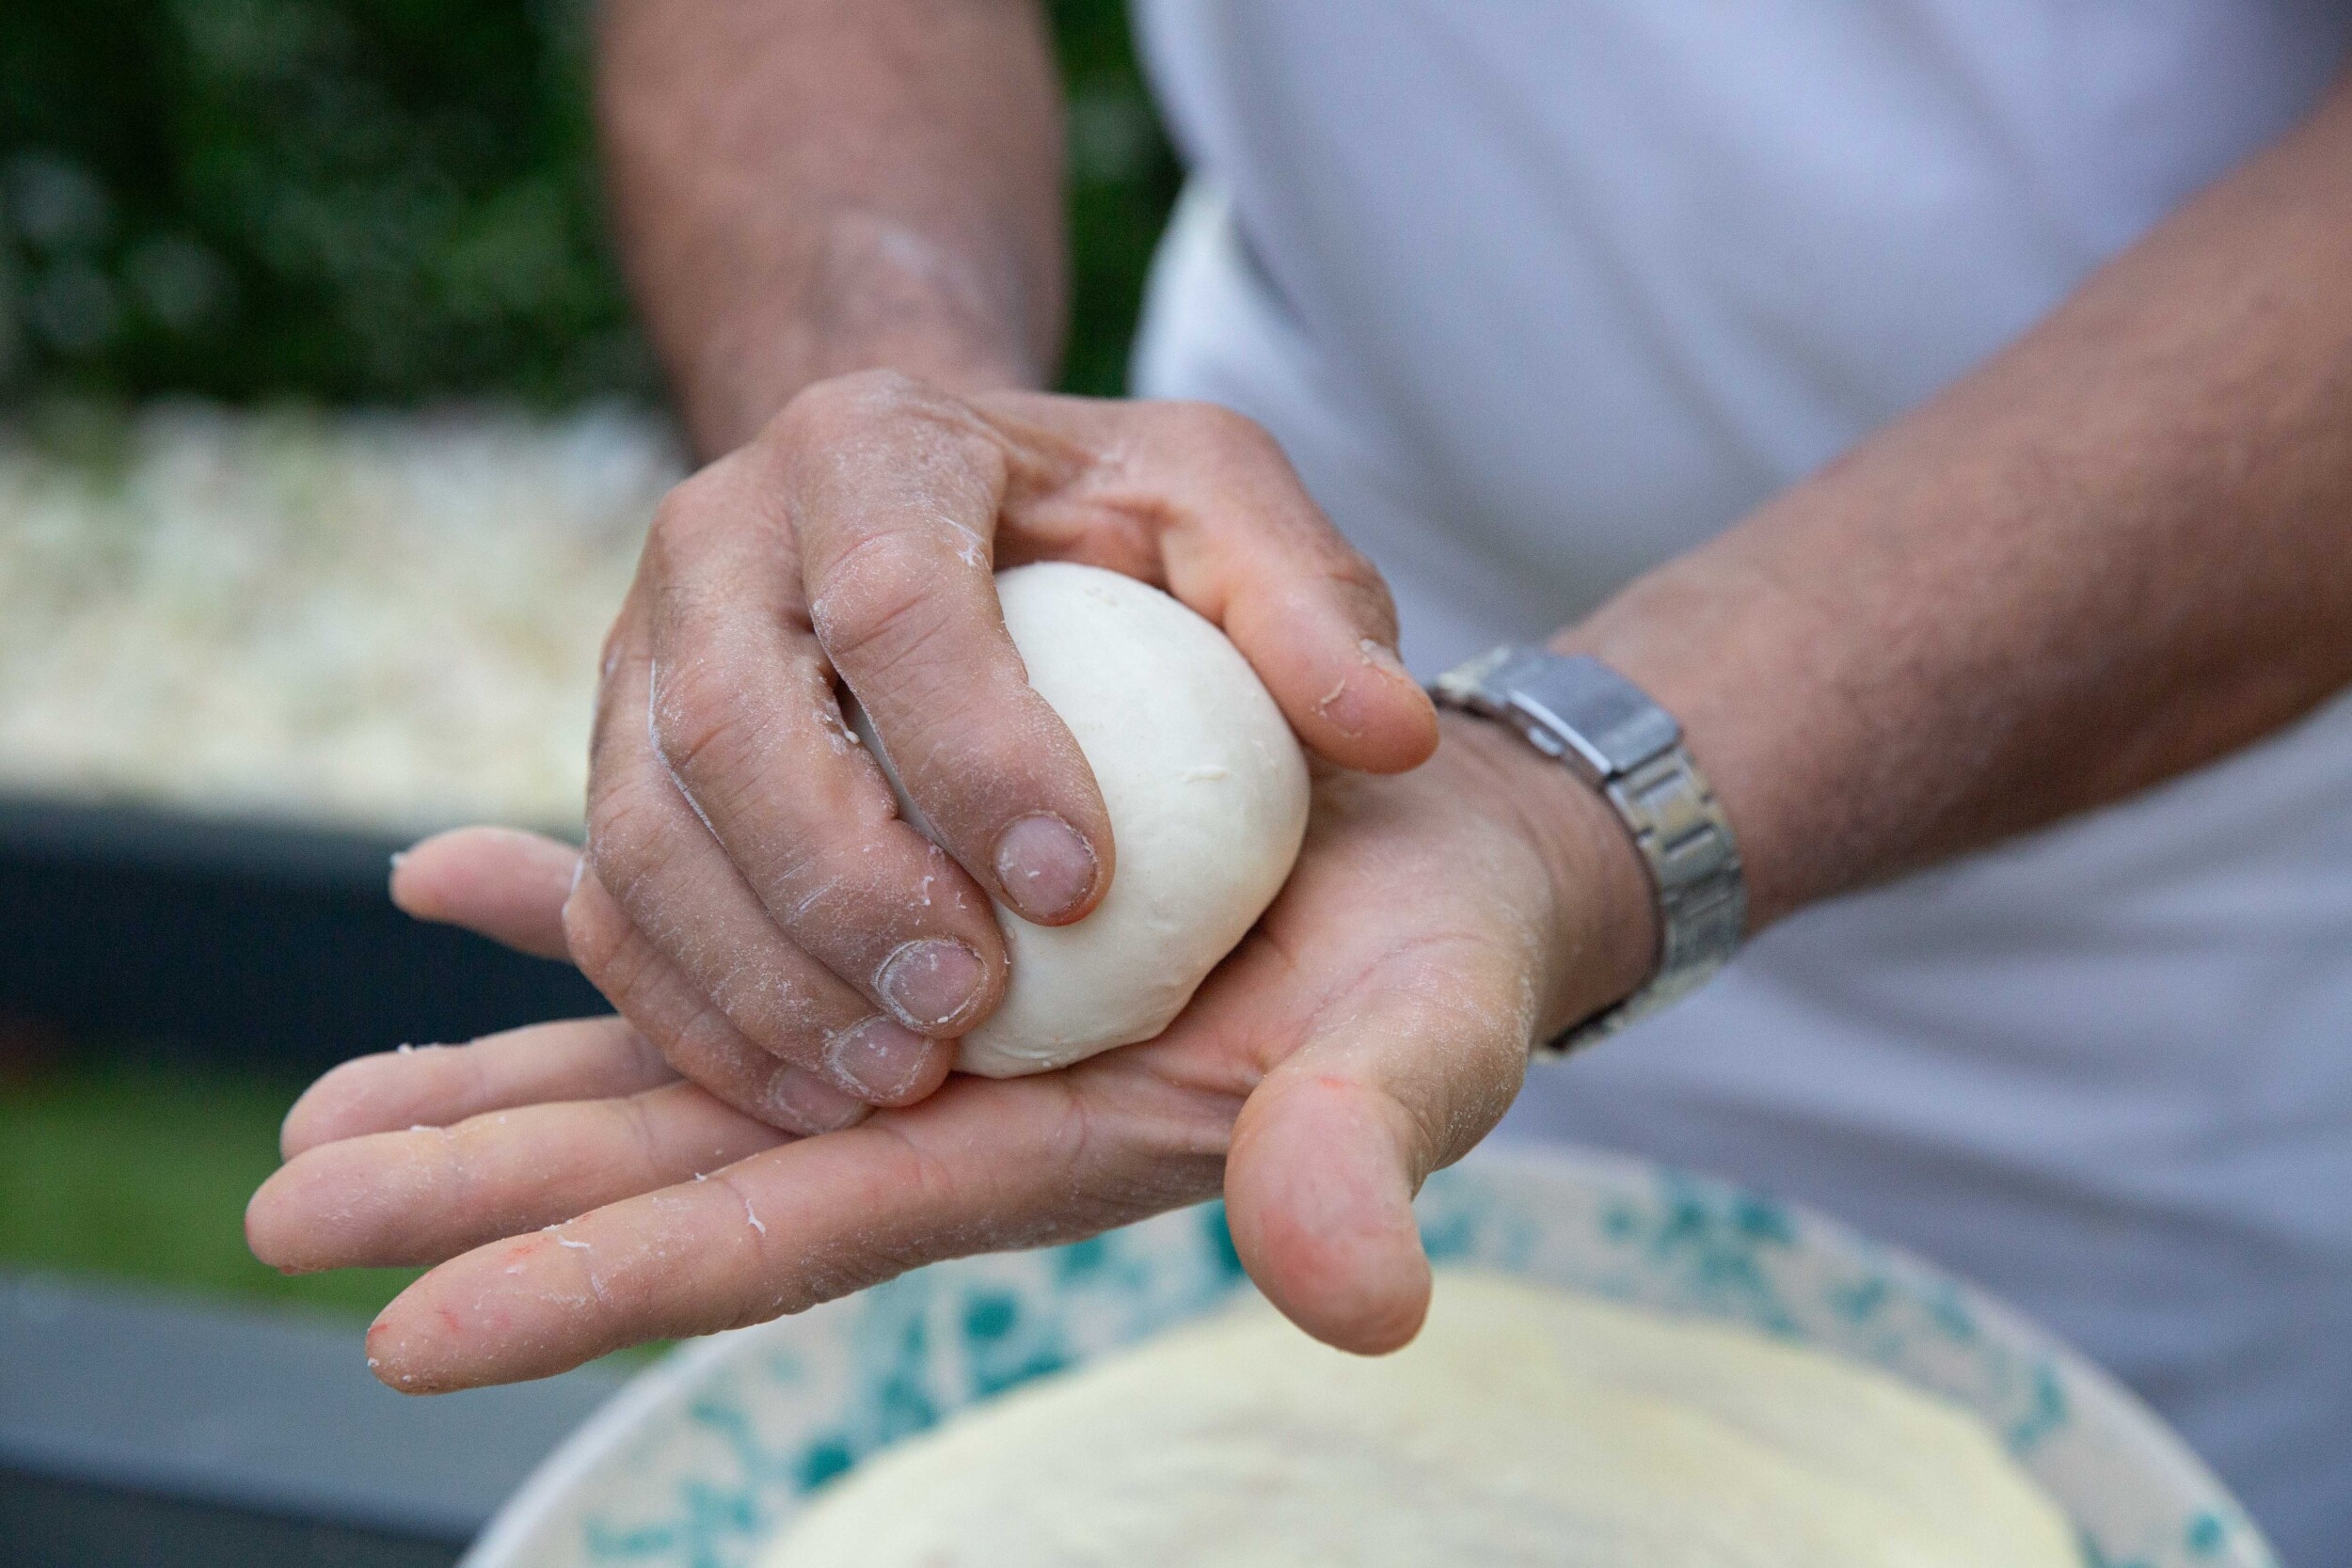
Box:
[465,1143,2276,1568]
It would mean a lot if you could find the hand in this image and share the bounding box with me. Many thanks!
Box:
[247,716,1653,1390]
[564,371,1439,1130]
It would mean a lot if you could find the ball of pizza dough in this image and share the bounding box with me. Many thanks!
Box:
[856,562,1310,1077]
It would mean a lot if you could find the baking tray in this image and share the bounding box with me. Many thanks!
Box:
[0,797,607,1075]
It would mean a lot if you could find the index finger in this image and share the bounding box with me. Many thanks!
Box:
[782,372,1116,928]
[987,395,1439,775]
[359,1063,1226,1391]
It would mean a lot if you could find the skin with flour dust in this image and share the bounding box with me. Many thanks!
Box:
[246,8,2352,1407]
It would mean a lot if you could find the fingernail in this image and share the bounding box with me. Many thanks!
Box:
[877,939,987,1031]
[763,1067,866,1134]
[992,813,1099,923]
[1359,637,1412,683]
[825,1016,937,1101]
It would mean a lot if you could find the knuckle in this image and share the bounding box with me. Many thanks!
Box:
[646,656,766,785]
[582,778,673,898]
[610,1094,667,1175]
[595,617,631,685]
[645,484,691,545]
[588,644,637,762]
[560,889,630,993]
[774,382,853,448]
[808,529,953,672]
[645,468,725,553]
[592,638,631,721]
[707,964,828,1054]
[834,366,930,413]
[644,454,789,575]
[1330,562,1403,644]
[779,368,926,444]
[1326,540,1394,604]
[784,372,1002,488]
[1168,399,1279,458]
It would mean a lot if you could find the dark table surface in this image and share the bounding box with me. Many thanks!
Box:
[1,795,628,1566]
[0,1272,628,1568]
[0,796,606,1076]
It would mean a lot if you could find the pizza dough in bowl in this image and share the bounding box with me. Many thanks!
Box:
[854,562,1311,1077]
[761,1270,2082,1568]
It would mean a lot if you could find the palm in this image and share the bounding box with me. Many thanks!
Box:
[248,726,1580,1390]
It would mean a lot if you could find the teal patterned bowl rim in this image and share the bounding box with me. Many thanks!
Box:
[464,1142,2275,1568]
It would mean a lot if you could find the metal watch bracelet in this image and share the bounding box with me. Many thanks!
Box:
[1433,646,1746,1055]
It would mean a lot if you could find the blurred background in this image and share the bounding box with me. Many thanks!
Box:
[0,2,1177,1560]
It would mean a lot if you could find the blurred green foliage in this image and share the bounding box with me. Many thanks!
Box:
[0,0,1178,406]
[0,1053,421,1317]
[0,1052,672,1365]
[1054,1,1184,397]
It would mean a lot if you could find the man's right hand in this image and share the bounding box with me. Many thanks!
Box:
[535,371,1438,1131]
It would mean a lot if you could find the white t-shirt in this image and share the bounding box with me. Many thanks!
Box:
[1127,4,2352,1561]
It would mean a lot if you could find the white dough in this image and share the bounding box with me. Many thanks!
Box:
[856,562,1310,1077]
[763,1271,2081,1568]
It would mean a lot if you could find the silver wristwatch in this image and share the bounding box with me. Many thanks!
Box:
[1433,647,1745,1055]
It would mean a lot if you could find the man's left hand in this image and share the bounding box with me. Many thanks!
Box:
[246,716,1650,1390]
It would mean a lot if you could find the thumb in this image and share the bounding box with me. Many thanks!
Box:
[1221,983,1527,1354]
[985,392,1440,774]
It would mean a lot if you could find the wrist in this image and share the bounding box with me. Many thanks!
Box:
[1443,712,1660,1040]
[681,212,1048,455]
[1542,555,1813,933]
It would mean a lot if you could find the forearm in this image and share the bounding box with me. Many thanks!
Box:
[597,0,1065,456]
[1566,73,2352,930]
